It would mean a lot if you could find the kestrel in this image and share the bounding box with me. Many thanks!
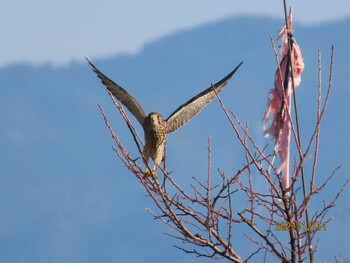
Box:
[87,58,242,177]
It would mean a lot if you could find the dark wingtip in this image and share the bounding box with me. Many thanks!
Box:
[228,61,243,79]
[85,57,96,69]
[85,57,92,65]
[85,57,102,78]
[214,61,243,88]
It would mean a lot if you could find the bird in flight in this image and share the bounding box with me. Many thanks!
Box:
[87,58,242,177]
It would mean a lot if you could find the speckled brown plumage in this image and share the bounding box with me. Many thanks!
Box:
[143,112,167,177]
[87,58,242,177]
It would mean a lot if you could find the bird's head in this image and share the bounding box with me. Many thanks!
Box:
[148,112,165,128]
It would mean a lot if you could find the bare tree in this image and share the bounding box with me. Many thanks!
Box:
[96,3,348,262]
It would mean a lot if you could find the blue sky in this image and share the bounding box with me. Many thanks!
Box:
[1,0,350,67]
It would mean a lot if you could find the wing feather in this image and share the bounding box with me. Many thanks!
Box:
[165,61,243,133]
[87,58,147,126]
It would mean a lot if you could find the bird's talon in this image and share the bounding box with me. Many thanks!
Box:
[143,168,149,178]
[143,168,157,179]
[150,169,157,178]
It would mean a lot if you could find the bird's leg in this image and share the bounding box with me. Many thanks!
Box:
[143,167,150,178]
[162,145,166,170]
[143,165,157,178]
[150,164,158,179]
[161,145,167,188]
[142,152,152,178]
[142,155,157,178]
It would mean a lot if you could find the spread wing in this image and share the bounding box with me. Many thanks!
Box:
[165,61,243,133]
[87,58,147,126]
